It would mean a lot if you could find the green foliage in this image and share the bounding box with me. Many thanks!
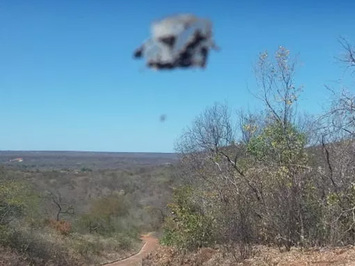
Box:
[72,236,104,258]
[74,193,139,240]
[0,162,176,265]
[90,193,129,218]
[117,234,134,250]
[0,181,27,225]
[247,121,307,165]
[80,167,92,172]
[161,186,216,250]
[0,169,40,227]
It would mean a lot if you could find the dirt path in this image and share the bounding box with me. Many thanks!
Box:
[104,233,159,266]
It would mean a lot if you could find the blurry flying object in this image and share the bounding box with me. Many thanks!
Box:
[134,14,217,70]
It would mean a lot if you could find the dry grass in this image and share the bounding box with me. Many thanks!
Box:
[1,226,142,266]
[0,246,30,266]
[143,245,355,265]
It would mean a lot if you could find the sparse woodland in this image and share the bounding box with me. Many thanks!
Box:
[160,41,355,261]
[0,162,176,265]
[1,40,355,265]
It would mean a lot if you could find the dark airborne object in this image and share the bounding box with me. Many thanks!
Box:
[134,14,217,70]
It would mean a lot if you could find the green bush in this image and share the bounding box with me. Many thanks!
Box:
[161,186,217,250]
[247,121,307,165]
[71,236,104,258]
[75,193,131,235]
[117,234,134,250]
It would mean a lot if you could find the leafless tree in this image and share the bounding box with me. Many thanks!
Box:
[238,109,264,144]
[338,37,355,69]
[309,38,355,245]
[254,46,302,128]
[172,47,311,252]
[46,191,74,221]
[177,102,262,202]
[177,102,234,154]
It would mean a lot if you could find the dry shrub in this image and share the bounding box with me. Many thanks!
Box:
[48,219,72,235]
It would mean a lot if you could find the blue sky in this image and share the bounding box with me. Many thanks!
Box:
[1,0,354,152]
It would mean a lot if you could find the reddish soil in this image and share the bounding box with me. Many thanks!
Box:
[105,233,159,266]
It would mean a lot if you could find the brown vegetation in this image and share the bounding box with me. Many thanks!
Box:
[1,40,354,265]
[0,153,177,265]
[144,245,355,265]
[159,42,355,263]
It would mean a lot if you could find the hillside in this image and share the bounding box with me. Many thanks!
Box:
[0,151,179,265]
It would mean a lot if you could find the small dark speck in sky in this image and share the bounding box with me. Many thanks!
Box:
[160,114,167,122]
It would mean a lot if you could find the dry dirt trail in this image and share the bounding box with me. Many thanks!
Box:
[104,233,159,266]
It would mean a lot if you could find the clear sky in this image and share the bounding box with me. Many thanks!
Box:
[1,0,354,152]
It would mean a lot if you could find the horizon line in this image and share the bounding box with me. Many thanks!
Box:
[0,149,177,154]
